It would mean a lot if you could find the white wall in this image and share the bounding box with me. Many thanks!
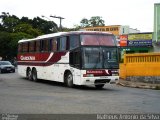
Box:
[120,25,140,35]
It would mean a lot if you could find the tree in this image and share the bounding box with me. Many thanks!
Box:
[80,18,89,27]
[0,12,20,32]
[0,31,33,60]
[0,12,60,60]
[14,23,42,37]
[89,16,105,27]
[32,17,58,34]
[80,16,105,27]
[0,32,11,60]
[20,16,32,24]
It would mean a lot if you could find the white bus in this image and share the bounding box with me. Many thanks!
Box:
[17,31,119,89]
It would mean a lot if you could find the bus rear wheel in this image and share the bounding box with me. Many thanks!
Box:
[27,68,32,81]
[65,72,74,88]
[0,69,2,74]
[32,69,38,82]
[95,84,105,89]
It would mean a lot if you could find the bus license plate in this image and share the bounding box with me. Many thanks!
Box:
[100,76,108,78]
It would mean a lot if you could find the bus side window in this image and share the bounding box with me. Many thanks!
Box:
[59,37,67,51]
[66,36,69,50]
[69,48,81,68]
[22,42,29,53]
[41,39,49,52]
[35,41,40,52]
[18,44,22,53]
[29,41,35,52]
[51,38,57,51]
[70,35,80,50]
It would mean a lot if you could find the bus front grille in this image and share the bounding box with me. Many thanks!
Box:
[95,79,110,84]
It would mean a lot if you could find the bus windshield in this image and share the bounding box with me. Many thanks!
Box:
[82,47,118,69]
[80,34,116,46]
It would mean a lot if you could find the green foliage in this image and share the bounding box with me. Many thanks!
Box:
[80,18,89,27]
[80,16,105,27]
[89,16,105,27]
[63,25,81,32]
[0,12,59,60]
[32,17,58,33]
[0,31,12,59]
[0,12,20,32]
[14,23,42,37]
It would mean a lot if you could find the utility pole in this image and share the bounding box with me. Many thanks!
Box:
[50,15,65,31]
[41,15,58,32]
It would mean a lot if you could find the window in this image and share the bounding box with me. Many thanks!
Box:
[59,37,67,51]
[69,48,81,68]
[51,38,57,51]
[123,28,125,34]
[80,35,116,46]
[103,48,118,68]
[35,41,40,52]
[41,39,49,52]
[29,41,35,52]
[18,44,22,53]
[82,47,102,69]
[22,42,29,53]
[70,35,80,50]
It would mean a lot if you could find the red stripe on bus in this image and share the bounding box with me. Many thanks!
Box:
[17,52,67,66]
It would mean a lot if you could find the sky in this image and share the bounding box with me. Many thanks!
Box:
[0,0,160,32]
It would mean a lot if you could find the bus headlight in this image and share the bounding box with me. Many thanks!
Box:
[83,74,94,77]
[112,73,119,76]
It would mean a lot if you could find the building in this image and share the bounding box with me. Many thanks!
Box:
[119,32,153,61]
[83,25,140,36]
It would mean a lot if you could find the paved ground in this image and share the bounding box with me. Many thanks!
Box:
[0,70,160,114]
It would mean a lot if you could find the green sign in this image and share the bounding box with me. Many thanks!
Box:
[154,3,160,42]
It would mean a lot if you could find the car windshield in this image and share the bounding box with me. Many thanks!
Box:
[0,61,11,65]
[82,47,119,69]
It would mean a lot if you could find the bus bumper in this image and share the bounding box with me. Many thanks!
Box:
[80,76,119,85]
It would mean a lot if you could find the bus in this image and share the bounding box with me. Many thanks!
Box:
[17,31,119,89]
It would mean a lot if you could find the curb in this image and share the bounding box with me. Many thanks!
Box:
[117,82,156,89]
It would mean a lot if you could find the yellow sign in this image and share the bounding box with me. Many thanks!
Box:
[84,25,120,35]
[128,33,152,40]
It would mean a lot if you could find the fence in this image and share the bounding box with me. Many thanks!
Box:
[120,53,160,79]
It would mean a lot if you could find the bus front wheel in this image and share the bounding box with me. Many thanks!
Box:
[65,72,74,88]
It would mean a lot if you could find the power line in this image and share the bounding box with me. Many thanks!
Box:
[41,15,59,32]
[50,15,65,31]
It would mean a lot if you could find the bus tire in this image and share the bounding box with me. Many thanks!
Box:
[0,69,2,74]
[65,72,74,88]
[95,84,105,89]
[32,68,38,82]
[27,68,32,81]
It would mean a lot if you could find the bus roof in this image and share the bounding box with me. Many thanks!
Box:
[18,31,113,43]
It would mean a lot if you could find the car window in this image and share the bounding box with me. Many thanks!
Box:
[0,61,11,65]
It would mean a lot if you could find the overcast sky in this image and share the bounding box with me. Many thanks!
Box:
[0,0,159,32]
